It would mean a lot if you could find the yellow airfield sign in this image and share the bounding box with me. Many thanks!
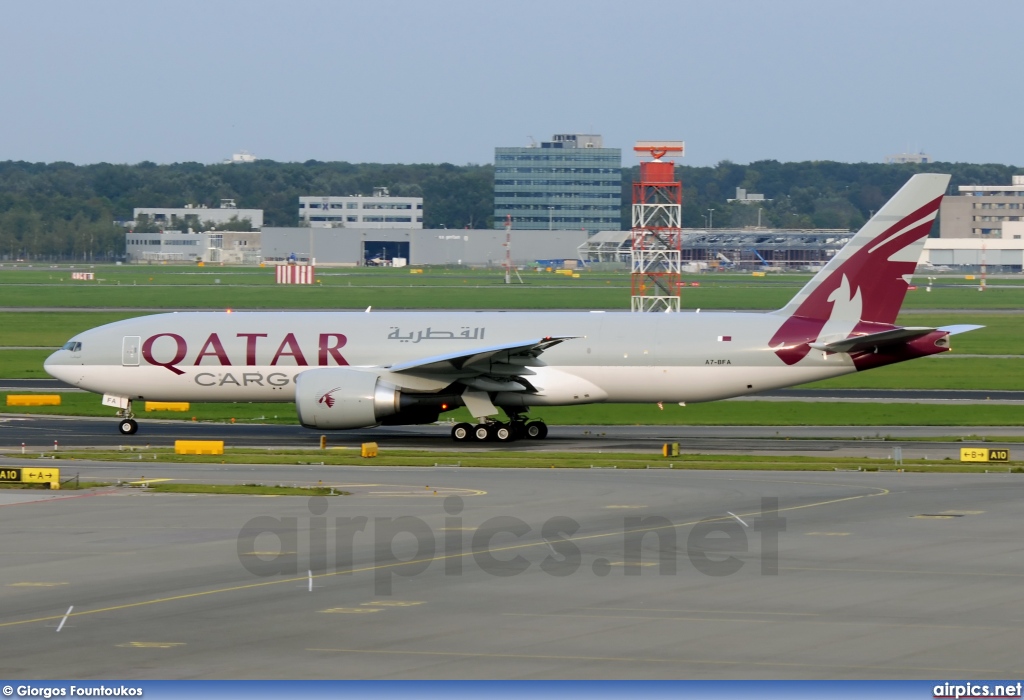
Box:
[960,448,1010,463]
[0,467,60,483]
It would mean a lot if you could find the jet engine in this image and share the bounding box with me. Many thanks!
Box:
[295,368,400,429]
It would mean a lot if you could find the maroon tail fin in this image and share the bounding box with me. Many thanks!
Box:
[769,173,949,365]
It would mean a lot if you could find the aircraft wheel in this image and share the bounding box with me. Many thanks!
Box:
[118,419,139,436]
[472,424,491,441]
[524,421,547,439]
[492,424,514,442]
[451,423,473,442]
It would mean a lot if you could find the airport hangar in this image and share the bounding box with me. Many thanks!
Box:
[260,227,591,266]
[132,225,857,271]
[131,225,1024,272]
[257,226,859,269]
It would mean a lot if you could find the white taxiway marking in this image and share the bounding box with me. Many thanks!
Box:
[727,512,748,527]
[56,605,73,632]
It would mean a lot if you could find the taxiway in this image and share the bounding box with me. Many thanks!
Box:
[2,467,1022,679]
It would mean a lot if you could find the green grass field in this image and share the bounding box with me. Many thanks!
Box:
[1,265,1022,310]
[1,348,1017,388]
[1,264,1019,428]
[452,401,1024,427]
[3,353,1019,392]
[0,312,142,347]
[803,357,1024,390]
[3,392,1022,427]
[23,447,1024,472]
[1,310,1019,358]
[896,314,1024,356]
[0,350,55,378]
[0,391,298,422]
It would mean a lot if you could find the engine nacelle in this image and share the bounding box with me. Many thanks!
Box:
[295,368,399,429]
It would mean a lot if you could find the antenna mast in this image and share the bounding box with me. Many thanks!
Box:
[631,141,685,312]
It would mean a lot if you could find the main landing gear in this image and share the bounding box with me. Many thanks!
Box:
[117,399,139,435]
[451,418,548,443]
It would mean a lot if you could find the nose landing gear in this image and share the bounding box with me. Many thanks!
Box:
[116,399,139,435]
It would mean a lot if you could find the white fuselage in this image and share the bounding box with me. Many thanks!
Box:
[44,310,857,406]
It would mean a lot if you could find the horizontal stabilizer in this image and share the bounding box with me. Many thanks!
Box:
[937,324,985,336]
[809,327,937,354]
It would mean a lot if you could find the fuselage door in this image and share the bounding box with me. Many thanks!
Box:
[122,336,141,366]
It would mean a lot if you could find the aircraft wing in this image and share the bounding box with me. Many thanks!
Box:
[809,324,984,354]
[387,336,576,377]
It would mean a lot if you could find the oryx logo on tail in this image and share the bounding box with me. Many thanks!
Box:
[825,274,862,323]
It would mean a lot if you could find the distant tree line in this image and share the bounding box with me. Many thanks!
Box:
[656,160,1023,233]
[131,213,255,233]
[0,159,1020,260]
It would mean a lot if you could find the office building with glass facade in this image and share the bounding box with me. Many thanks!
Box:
[494,134,622,233]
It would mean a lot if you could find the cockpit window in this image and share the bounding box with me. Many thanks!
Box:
[61,341,82,352]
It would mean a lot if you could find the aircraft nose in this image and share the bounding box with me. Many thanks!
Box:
[44,349,80,386]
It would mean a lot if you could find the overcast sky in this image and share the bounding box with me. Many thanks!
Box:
[1,0,1020,167]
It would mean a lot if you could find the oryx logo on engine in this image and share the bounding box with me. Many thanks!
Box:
[318,387,342,408]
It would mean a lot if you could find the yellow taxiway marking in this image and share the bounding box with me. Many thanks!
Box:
[502,611,1024,632]
[806,531,851,536]
[128,479,175,485]
[504,611,773,625]
[2,551,141,557]
[782,565,1024,579]
[912,514,956,519]
[7,582,69,588]
[366,489,487,497]
[0,482,889,630]
[239,551,297,556]
[597,607,820,616]
[318,600,425,613]
[304,647,1002,675]
[943,510,985,515]
[117,642,185,649]
[320,607,382,614]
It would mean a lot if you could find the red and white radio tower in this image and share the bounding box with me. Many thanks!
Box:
[631,141,684,312]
